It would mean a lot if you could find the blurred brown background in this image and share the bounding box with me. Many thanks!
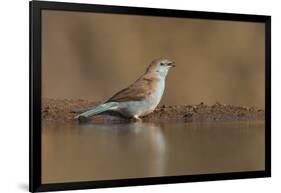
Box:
[42,10,265,108]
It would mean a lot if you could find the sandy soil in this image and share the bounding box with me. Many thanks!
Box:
[42,99,265,123]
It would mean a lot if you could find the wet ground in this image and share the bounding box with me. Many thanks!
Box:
[42,99,265,123]
[41,99,265,183]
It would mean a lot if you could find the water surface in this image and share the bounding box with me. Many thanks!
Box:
[42,121,265,183]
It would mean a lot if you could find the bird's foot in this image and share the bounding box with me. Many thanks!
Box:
[130,116,142,122]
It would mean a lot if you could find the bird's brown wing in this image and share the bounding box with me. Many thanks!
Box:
[106,77,154,103]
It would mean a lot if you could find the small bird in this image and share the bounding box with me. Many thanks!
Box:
[75,58,175,121]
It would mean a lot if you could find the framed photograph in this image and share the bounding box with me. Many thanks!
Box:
[30,0,271,192]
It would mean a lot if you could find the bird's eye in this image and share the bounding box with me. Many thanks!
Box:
[160,63,164,66]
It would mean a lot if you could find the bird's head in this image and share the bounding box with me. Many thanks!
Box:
[146,58,176,78]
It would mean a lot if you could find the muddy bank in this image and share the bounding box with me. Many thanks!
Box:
[42,99,265,123]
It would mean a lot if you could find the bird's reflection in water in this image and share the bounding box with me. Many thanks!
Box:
[42,120,265,183]
[80,121,167,176]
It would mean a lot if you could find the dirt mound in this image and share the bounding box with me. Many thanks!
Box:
[42,99,264,123]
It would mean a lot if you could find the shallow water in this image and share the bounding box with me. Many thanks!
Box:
[42,120,265,183]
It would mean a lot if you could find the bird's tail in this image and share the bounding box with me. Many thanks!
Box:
[74,102,118,119]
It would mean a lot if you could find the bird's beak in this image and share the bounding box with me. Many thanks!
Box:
[168,61,176,68]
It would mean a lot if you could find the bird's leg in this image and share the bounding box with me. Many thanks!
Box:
[131,115,142,122]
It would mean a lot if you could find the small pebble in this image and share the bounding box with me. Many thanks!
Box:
[184,112,193,118]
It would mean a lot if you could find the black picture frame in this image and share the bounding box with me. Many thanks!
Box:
[29,1,271,192]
